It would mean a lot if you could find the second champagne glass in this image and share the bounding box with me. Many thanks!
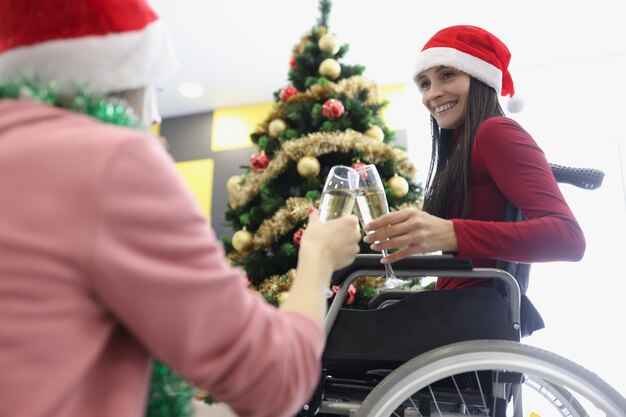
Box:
[354,164,411,291]
[318,165,359,297]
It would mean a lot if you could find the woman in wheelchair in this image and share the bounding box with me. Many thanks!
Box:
[306,24,624,417]
[305,24,624,417]
[362,25,585,336]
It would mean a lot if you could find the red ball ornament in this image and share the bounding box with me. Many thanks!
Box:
[331,284,357,305]
[280,85,298,102]
[322,99,345,119]
[250,151,269,172]
[289,55,297,69]
[293,228,304,246]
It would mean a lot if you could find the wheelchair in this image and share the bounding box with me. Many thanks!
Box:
[298,164,626,417]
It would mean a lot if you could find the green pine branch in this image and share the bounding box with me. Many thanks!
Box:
[317,0,332,28]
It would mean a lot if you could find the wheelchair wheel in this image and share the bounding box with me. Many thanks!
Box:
[355,339,626,417]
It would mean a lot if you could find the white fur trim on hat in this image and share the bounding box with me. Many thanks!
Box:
[0,19,180,93]
[413,47,502,94]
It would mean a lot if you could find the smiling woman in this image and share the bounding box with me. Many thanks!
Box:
[400,22,626,403]
[363,25,585,339]
[416,66,470,130]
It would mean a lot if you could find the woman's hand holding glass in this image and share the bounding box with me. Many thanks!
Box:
[354,164,411,291]
[300,210,360,273]
[362,207,458,263]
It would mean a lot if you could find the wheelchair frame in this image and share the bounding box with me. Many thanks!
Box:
[298,164,626,417]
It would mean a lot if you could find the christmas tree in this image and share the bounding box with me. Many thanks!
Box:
[222,0,423,308]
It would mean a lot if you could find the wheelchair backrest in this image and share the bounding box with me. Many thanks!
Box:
[494,163,604,336]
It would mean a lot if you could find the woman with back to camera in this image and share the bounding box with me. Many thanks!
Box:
[363,25,585,335]
[0,1,361,416]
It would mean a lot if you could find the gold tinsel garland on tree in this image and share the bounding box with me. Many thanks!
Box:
[334,76,383,106]
[292,31,315,55]
[253,197,316,251]
[228,130,416,209]
[257,269,296,302]
[255,268,388,304]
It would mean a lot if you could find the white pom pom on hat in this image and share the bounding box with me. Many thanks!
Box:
[506,96,525,113]
[0,0,180,93]
[413,25,515,98]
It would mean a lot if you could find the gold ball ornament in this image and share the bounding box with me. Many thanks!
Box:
[226,175,241,194]
[318,34,339,54]
[277,291,289,305]
[388,175,409,198]
[268,118,287,138]
[297,156,321,178]
[232,228,253,252]
[364,125,385,142]
[319,58,341,80]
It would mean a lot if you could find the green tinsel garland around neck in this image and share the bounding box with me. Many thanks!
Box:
[0,79,141,129]
[0,78,195,417]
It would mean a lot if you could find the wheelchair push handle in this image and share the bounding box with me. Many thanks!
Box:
[550,163,605,190]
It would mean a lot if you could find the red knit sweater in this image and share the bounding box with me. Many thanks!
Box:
[437,117,585,289]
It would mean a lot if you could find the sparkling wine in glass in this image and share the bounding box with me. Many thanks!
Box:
[318,165,359,297]
[354,164,411,291]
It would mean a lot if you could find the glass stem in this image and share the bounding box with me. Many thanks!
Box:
[381,249,395,279]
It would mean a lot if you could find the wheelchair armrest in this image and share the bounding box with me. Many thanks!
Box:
[331,254,473,285]
[326,255,522,337]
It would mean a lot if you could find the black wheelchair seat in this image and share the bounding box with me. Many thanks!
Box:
[323,286,520,381]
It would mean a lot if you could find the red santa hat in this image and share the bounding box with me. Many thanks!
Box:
[413,25,515,97]
[0,0,179,93]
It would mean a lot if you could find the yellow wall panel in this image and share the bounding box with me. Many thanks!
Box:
[379,83,411,131]
[175,159,214,218]
[211,103,275,152]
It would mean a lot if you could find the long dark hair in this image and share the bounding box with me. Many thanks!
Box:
[422,78,505,219]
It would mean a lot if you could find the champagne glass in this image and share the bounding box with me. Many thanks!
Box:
[318,165,359,297]
[354,164,411,291]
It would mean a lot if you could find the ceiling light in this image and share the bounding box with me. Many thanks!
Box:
[179,82,204,98]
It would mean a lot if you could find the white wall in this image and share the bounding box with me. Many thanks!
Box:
[406,53,626,396]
